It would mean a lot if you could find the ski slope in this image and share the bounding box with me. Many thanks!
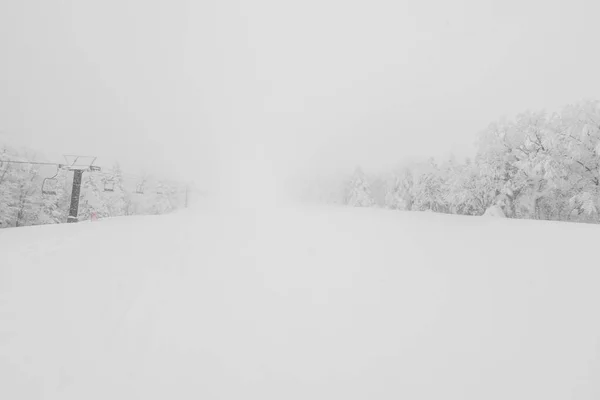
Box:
[1,204,600,399]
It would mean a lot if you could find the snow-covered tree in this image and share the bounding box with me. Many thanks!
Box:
[80,172,109,220]
[106,164,132,217]
[384,167,415,210]
[0,161,17,227]
[0,147,44,227]
[553,100,600,222]
[345,167,375,207]
[444,159,493,215]
[412,159,448,213]
[13,164,41,227]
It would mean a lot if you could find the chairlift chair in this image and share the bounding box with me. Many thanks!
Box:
[42,167,60,196]
[104,179,115,192]
[42,178,58,196]
[135,182,145,195]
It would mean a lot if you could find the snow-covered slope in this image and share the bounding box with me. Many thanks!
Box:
[1,205,599,399]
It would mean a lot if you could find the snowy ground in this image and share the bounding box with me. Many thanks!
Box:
[1,203,600,399]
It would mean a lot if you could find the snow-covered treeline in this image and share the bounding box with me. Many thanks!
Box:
[295,99,600,224]
[0,144,187,228]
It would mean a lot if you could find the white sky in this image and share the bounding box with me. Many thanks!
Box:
[2,0,600,196]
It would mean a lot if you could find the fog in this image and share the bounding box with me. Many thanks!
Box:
[2,0,600,205]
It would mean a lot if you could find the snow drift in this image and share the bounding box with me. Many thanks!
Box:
[1,204,599,399]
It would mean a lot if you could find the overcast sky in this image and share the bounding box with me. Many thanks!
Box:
[2,0,600,198]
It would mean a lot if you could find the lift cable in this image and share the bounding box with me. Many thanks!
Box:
[0,159,64,167]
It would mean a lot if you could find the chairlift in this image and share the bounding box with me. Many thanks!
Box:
[104,179,115,192]
[0,159,7,174]
[135,182,145,195]
[42,167,60,196]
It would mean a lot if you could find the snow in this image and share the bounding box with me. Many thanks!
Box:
[1,202,600,399]
[483,205,506,218]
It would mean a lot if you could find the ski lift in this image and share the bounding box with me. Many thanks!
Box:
[104,179,115,192]
[42,167,60,196]
[0,159,7,175]
[135,181,145,195]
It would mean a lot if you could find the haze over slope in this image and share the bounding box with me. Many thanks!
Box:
[4,0,600,199]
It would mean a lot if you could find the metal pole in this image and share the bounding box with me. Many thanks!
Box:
[67,169,84,223]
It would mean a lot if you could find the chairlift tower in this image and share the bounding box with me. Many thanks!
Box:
[62,155,101,223]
